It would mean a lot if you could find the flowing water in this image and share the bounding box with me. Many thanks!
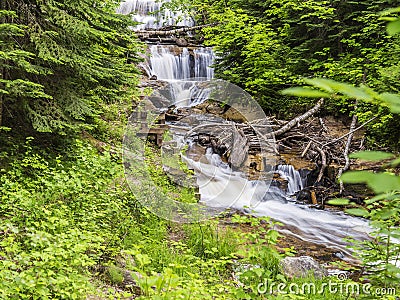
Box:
[117,0,194,30]
[149,46,215,80]
[170,114,371,257]
[118,0,372,258]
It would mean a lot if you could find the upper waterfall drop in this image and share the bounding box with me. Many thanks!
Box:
[117,0,194,30]
[149,46,215,80]
[117,0,216,81]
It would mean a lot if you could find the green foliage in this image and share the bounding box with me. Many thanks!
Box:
[380,7,400,35]
[283,77,400,149]
[184,220,238,260]
[281,67,400,288]
[0,1,141,133]
[171,0,400,146]
[0,138,143,298]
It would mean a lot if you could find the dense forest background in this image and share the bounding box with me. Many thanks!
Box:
[165,0,400,148]
[0,0,399,299]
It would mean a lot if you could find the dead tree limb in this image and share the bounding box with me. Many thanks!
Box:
[322,116,377,147]
[319,118,328,133]
[301,141,312,157]
[337,104,358,194]
[315,145,327,183]
[272,98,324,137]
[135,24,217,38]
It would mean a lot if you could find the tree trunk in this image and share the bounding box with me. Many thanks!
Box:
[272,98,324,137]
[338,103,358,194]
[135,24,217,38]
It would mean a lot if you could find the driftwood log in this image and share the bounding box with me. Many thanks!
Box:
[271,98,324,137]
[135,24,217,38]
[229,126,249,168]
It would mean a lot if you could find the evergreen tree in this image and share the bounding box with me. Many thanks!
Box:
[0,0,141,133]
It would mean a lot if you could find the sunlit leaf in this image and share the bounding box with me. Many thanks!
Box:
[387,19,400,35]
[341,171,400,193]
[304,78,337,93]
[364,193,391,204]
[379,7,400,16]
[280,87,331,98]
[349,151,395,161]
[345,208,369,217]
[367,173,400,193]
[331,82,373,101]
[378,93,400,113]
[379,208,397,220]
[391,157,400,167]
[327,198,350,205]
[340,171,374,183]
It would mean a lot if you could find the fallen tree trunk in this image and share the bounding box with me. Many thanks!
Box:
[272,98,324,137]
[229,126,248,168]
[135,24,217,38]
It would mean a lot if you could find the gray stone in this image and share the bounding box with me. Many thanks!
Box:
[280,256,328,279]
[175,37,188,47]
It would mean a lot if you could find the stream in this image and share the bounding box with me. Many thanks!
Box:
[119,0,372,260]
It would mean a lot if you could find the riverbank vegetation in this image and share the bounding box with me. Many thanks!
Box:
[1,0,400,299]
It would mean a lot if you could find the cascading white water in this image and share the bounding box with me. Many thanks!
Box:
[117,0,194,30]
[120,0,372,258]
[167,81,212,107]
[276,165,304,196]
[149,45,190,80]
[117,0,215,80]
[149,45,215,80]
[181,147,371,257]
[194,48,215,79]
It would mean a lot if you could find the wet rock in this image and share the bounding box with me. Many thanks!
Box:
[296,188,312,204]
[175,37,188,46]
[280,256,328,279]
[150,74,158,80]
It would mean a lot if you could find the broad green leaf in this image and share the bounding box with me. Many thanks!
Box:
[340,171,374,183]
[379,208,397,220]
[378,93,400,113]
[380,17,398,22]
[280,87,330,98]
[331,82,373,101]
[341,171,400,193]
[387,19,400,35]
[327,198,350,205]
[379,7,400,16]
[364,193,391,204]
[391,157,400,167]
[349,151,395,161]
[367,173,400,193]
[345,208,369,217]
[304,78,336,93]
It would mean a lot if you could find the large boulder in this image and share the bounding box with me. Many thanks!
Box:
[280,256,327,279]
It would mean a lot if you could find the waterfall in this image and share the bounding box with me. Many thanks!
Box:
[117,0,194,30]
[149,45,190,80]
[149,45,215,80]
[117,0,215,80]
[168,81,211,107]
[276,165,304,196]
[180,149,371,256]
[194,48,215,79]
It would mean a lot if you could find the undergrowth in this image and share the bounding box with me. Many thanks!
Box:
[0,136,397,299]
